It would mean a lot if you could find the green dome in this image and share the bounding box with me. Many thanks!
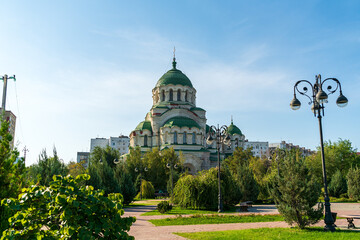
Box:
[227,123,242,136]
[163,117,200,129]
[156,60,193,88]
[135,121,153,133]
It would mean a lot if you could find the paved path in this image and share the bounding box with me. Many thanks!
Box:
[124,203,360,240]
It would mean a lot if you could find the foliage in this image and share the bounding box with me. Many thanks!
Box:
[157,201,173,213]
[223,147,259,202]
[126,147,183,192]
[249,156,272,200]
[346,166,360,201]
[270,150,323,229]
[87,147,136,204]
[26,148,68,186]
[328,169,347,198]
[236,164,259,202]
[172,168,241,210]
[223,147,256,172]
[137,180,155,199]
[87,158,119,195]
[149,214,284,226]
[306,139,360,183]
[0,118,25,233]
[1,174,135,239]
[114,161,136,205]
[125,147,142,183]
[67,160,87,178]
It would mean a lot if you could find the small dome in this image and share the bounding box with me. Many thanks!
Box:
[227,122,242,136]
[155,59,193,88]
[135,121,153,133]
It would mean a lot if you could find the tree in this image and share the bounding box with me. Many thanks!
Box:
[1,174,135,239]
[68,161,87,178]
[114,161,136,205]
[347,167,360,201]
[328,169,347,198]
[143,148,167,190]
[306,139,360,183]
[270,150,323,229]
[172,168,241,210]
[27,148,68,186]
[236,164,259,202]
[223,147,259,202]
[125,147,142,183]
[0,118,25,233]
[87,146,136,204]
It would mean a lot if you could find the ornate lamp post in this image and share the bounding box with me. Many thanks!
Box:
[166,162,178,196]
[206,124,231,213]
[290,74,348,231]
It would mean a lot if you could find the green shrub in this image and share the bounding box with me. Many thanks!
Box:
[1,174,135,239]
[347,167,360,200]
[270,150,323,229]
[328,169,347,198]
[157,201,173,213]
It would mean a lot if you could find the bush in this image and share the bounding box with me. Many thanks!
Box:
[328,169,347,198]
[1,174,135,239]
[157,201,173,213]
[270,150,323,229]
[347,167,360,200]
[172,168,241,210]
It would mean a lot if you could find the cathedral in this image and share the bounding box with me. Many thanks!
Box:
[129,57,245,174]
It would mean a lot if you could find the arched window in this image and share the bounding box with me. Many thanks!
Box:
[192,132,196,144]
[183,132,187,144]
[144,135,148,147]
[185,90,188,102]
[161,90,165,101]
[169,89,173,101]
[177,89,181,101]
[174,132,177,144]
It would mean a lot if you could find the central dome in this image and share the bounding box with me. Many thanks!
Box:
[155,59,193,88]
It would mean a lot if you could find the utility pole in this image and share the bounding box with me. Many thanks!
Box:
[23,146,29,163]
[0,74,16,119]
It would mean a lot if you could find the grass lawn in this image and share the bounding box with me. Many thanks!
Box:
[123,200,163,208]
[142,206,240,216]
[175,227,360,240]
[149,214,284,226]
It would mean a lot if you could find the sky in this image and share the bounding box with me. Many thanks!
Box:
[0,0,359,166]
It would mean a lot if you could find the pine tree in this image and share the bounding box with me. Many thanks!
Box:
[270,150,323,229]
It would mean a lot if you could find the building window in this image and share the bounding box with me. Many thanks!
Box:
[174,132,177,144]
[185,90,188,102]
[192,132,196,144]
[161,90,165,101]
[169,89,173,101]
[183,132,187,144]
[177,89,181,101]
[144,135,148,147]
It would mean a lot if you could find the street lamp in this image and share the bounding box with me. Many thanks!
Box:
[206,124,231,213]
[166,162,178,196]
[290,74,348,231]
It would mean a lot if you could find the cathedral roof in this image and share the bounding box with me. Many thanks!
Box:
[227,122,242,136]
[163,117,200,129]
[135,121,153,133]
[155,58,193,88]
